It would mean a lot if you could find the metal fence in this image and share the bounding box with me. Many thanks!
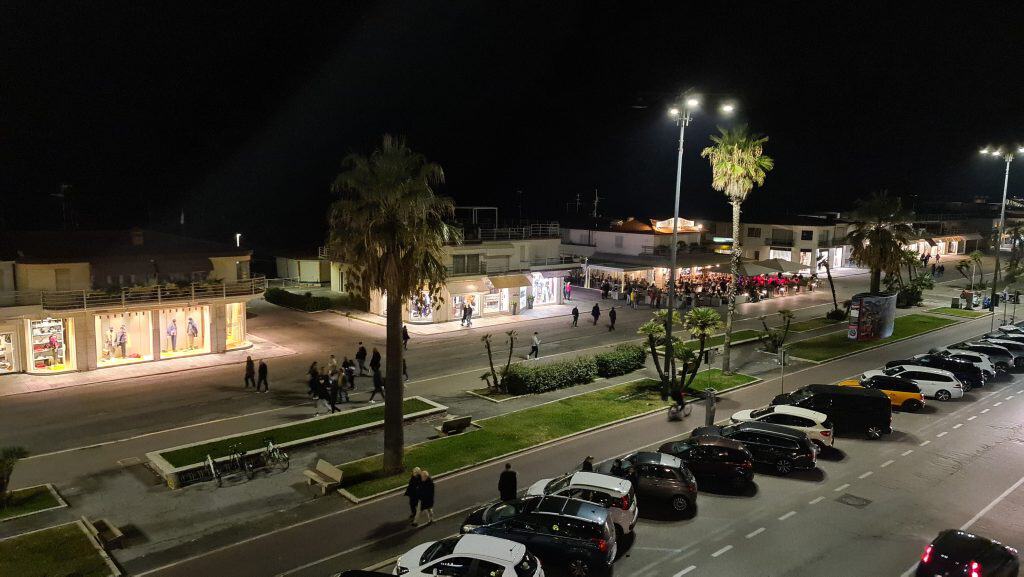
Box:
[0,277,267,311]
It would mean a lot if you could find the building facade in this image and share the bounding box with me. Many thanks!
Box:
[709,215,853,271]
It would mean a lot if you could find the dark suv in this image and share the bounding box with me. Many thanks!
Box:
[603,451,698,515]
[886,354,985,390]
[691,422,818,475]
[659,435,754,489]
[466,495,617,577]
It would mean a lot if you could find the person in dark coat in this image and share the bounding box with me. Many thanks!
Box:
[414,470,435,526]
[608,307,617,331]
[580,456,595,472]
[244,356,256,389]
[404,467,422,521]
[402,325,411,350]
[591,303,601,325]
[369,369,385,403]
[328,374,341,413]
[369,348,382,373]
[307,362,320,397]
[571,306,579,327]
[498,463,517,501]
[356,342,368,375]
[256,359,269,392]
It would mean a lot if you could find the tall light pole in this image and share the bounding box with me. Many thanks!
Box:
[980,146,1021,329]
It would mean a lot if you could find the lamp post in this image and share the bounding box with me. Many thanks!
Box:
[979,146,1022,329]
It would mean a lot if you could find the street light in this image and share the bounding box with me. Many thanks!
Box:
[979,145,1017,329]
[235,233,242,248]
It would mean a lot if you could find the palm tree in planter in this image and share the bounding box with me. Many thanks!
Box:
[675,307,725,395]
[701,126,774,374]
[846,191,915,294]
[638,309,683,397]
[327,135,461,474]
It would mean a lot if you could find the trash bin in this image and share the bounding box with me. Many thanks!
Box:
[951,297,961,309]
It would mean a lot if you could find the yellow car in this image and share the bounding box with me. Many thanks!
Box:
[839,375,925,412]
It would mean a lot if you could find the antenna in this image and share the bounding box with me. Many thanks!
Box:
[592,187,601,218]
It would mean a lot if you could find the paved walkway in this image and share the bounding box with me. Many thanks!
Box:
[335,301,582,335]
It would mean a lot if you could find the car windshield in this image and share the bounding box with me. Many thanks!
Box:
[787,389,814,403]
[421,536,461,565]
[750,407,774,419]
[545,474,573,493]
[883,367,902,376]
[484,502,525,523]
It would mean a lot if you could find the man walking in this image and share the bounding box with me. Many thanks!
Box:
[571,306,579,327]
[405,467,422,521]
[369,368,385,403]
[244,356,256,389]
[328,374,341,413]
[498,463,517,501]
[591,303,601,325]
[402,325,411,350]
[608,306,617,331]
[529,332,540,359]
[256,359,269,392]
[327,354,339,374]
[356,342,368,376]
[369,347,382,374]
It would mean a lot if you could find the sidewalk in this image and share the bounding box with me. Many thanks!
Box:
[332,301,590,335]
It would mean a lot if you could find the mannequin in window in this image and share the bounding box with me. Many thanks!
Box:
[116,324,128,358]
[186,317,199,349]
[105,327,115,360]
[48,333,59,364]
[167,318,177,351]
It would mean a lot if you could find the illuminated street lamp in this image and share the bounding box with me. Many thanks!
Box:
[979,145,1022,328]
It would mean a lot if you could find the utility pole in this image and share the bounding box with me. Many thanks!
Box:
[592,187,601,218]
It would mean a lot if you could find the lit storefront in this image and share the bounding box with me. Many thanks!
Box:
[159,305,210,358]
[530,271,563,306]
[96,311,153,366]
[225,303,249,350]
[408,291,435,323]
[28,317,76,373]
[0,330,18,373]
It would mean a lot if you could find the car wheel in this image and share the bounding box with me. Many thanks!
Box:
[567,558,592,577]
[775,458,793,475]
[670,495,691,513]
[936,390,952,401]
[865,426,883,439]
[901,399,922,412]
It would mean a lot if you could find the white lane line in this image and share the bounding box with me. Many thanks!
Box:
[920,440,932,446]
[809,496,825,505]
[994,402,1003,407]
[968,416,978,421]
[711,545,733,557]
[834,483,850,492]
[1007,395,1016,400]
[982,408,991,413]
[901,449,914,456]
[859,471,874,479]
[778,511,797,521]
[953,423,963,429]
[961,474,1024,531]
[673,566,697,577]
[746,527,766,538]
[881,460,895,468]
[937,432,948,438]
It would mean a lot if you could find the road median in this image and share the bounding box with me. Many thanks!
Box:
[786,313,959,363]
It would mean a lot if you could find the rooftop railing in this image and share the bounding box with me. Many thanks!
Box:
[0,276,266,311]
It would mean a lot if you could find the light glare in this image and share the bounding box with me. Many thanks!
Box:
[685,97,700,109]
[720,103,735,114]
[668,107,680,117]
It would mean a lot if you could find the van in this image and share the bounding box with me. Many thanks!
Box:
[771,384,892,439]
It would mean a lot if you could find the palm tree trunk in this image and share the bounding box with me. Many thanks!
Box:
[382,290,405,474]
[647,334,666,385]
[824,258,839,311]
[870,268,881,293]
[722,201,740,374]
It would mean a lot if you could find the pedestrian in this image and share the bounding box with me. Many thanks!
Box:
[342,357,356,390]
[498,463,517,501]
[356,342,368,375]
[465,304,474,327]
[403,357,409,381]
[931,263,936,275]
[402,325,411,350]
[244,356,256,389]
[314,369,331,416]
[591,303,601,325]
[608,306,617,331]
[307,361,320,397]
[328,372,341,413]
[369,348,382,373]
[580,456,594,472]
[413,470,435,526]
[327,354,339,374]
[405,467,422,521]
[571,306,579,327]
[369,369,385,403]
[256,359,269,392]
[529,332,540,359]
[565,282,572,302]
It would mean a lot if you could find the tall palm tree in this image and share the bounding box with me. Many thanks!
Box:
[701,126,774,374]
[846,191,915,294]
[327,135,461,473]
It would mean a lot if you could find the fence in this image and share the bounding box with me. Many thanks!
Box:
[0,277,267,312]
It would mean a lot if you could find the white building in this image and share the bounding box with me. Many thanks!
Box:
[708,214,853,271]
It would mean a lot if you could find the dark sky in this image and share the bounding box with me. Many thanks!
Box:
[3,2,1024,251]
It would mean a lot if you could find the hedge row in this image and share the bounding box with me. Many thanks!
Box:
[504,344,647,395]
[264,288,331,312]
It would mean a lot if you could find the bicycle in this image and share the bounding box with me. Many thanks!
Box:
[227,443,255,480]
[206,453,222,487]
[260,438,290,472]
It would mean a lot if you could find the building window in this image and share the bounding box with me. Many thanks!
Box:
[159,306,210,357]
[614,235,624,248]
[452,254,481,274]
[799,249,813,266]
[96,311,153,366]
[769,249,792,261]
[0,332,17,373]
[800,230,814,241]
[226,303,248,349]
[408,291,434,323]
[747,227,762,238]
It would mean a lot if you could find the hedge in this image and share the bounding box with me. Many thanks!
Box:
[264,288,331,311]
[505,356,598,395]
[595,343,647,377]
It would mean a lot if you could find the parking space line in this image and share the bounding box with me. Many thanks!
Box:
[746,527,766,538]
[982,408,990,413]
[936,431,948,437]
[858,471,873,479]
[901,449,914,456]
[809,496,825,505]
[994,402,1003,406]
[778,511,797,521]
[920,440,931,446]
[711,545,733,557]
[880,460,894,468]
[672,566,697,577]
[968,416,978,421]
[834,483,850,492]
[953,423,963,429]
[1007,395,1015,400]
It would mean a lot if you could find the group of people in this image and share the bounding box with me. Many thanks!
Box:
[304,340,406,415]
[403,467,436,526]
[243,357,270,392]
[569,303,617,330]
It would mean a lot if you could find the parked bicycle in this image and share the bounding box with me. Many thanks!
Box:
[227,443,255,480]
[260,438,290,472]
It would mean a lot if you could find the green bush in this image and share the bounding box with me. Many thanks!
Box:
[264,288,331,312]
[595,344,647,377]
[505,356,598,395]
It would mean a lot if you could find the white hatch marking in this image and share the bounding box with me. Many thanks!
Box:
[746,527,766,538]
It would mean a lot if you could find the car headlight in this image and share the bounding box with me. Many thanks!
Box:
[461,524,479,533]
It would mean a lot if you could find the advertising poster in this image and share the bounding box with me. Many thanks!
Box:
[847,292,897,341]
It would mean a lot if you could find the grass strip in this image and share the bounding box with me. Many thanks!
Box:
[340,379,665,498]
[683,369,758,394]
[927,307,989,318]
[161,398,433,468]
[788,317,844,332]
[786,313,959,362]
[0,486,60,522]
[661,329,762,358]
[0,523,111,577]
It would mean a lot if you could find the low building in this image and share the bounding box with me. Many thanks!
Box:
[0,229,265,375]
[275,253,331,284]
[708,214,853,271]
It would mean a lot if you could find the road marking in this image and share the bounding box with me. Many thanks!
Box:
[920,440,931,446]
[961,474,1024,531]
[881,460,894,468]
[673,566,697,577]
[746,527,766,538]
[1007,395,1016,400]
[858,471,874,479]
[711,545,733,557]
[994,402,1003,407]
[953,423,963,429]
[778,511,797,521]
[982,408,991,413]
[809,496,825,505]
[936,432,948,437]
[834,483,850,492]
[968,416,978,421]
[901,449,914,456]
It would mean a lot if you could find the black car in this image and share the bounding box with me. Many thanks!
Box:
[916,529,1019,576]
[603,451,698,514]
[690,422,817,475]
[467,495,617,577]
[659,435,755,489]
[773,384,893,439]
[886,354,985,390]
[950,342,1015,371]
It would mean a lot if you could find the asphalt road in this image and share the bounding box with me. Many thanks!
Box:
[130,314,1024,577]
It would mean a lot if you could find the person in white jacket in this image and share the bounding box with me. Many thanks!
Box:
[529,332,540,359]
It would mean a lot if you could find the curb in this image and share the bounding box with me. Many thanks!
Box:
[0,483,68,523]
[464,389,523,404]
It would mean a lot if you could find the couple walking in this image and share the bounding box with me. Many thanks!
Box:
[243,357,269,392]
[404,468,436,526]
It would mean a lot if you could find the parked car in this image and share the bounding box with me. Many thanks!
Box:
[980,338,1024,366]
[468,495,616,577]
[915,529,1019,576]
[839,374,925,412]
[771,384,893,439]
[395,534,544,577]
[658,435,754,489]
[460,498,538,534]
[604,451,698,514]
[934,348,997,380]
[730,405,834,447]
[997,323,1024,334]
[867,365,964,401]
[525,472,637,537]
[885,354,985,390]
[948,342,1015,371]
[689,422,817,475]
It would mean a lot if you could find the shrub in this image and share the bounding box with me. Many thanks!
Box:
[826,308,848,321]
[264,288,331,312]
[595,344,647,377]
[505,357,598,395]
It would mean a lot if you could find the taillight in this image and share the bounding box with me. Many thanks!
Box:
[739,461,753,470]
[820,430,831,437]
[591,538,608,552]
[970,561,981,577]
[620,495,630,509]
[921,544,932,564]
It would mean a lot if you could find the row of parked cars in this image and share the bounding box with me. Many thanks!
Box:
[391,325,1024,577]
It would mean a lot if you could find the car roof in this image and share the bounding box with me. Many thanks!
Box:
[890,364,954,377]
[933,530,1011,561]
[726,420,810,439]
[798,383,888,398]
[453,534,526,562]
[683,434,747,450]
[765,405,826,422]
[569,471,631,494]
[530,495,608,523]
[625,451,683,468]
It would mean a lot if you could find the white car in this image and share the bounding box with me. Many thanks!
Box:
[730,405,834,447]
[865,366,964,401]
[395,534,543,577]
[526,471,638,536]
[936,349,997,379]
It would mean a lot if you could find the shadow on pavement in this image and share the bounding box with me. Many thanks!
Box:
[817,446,846,462]
[698,480,759,498]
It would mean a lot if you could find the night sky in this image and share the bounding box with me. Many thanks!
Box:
[3,2,1024,252]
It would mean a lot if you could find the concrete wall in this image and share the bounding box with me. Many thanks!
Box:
[209,255,251,282]
[15,262,91,291]
[274,257,327,282]
[0,261,14,291]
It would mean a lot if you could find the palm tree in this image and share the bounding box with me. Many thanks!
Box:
[327,135,461,473]
[1,446,29,508]
[817,254,842,318]
[846,191,915,294]
[676,307,724,393]
[637,309,682,396]
[701,126,774,374]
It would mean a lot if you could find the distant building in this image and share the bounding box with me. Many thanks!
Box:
[708,214,853,271]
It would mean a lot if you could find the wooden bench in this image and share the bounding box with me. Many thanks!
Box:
[81,516,124,550]
[303,458,343,495]
[434,415,474,437]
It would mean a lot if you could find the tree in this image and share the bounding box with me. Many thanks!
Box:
[327,135,461,473]
[846,191,915,294]
[481,330,517,393]
[0,446,29,508]
[969,250,986,287]
[676,307,725,394]
[701,126,774,374]
[637,309,683,396]
[758,309,794,353]
[817,254,842,319]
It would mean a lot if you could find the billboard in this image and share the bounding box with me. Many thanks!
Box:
[848,292,897,341]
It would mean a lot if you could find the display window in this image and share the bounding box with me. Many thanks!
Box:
[0,332,17,373]
[483,289,509,314]
[29,318,76,373]
[530,273,559,306]
[226,303,248,350]
[409,291,434,323]
[769,249,792,261]
[159,306,210,358]
[450,293,479,319]
[95,312,153,366]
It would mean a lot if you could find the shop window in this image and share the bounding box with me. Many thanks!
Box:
[531,273,558,305]
[159,306,210,358]
[769,249,792,261]
[409,292,434,323]
[226,303,248,349]
[450,293,478,319]
[96,311,153,366]
[0,332,16,373]
[799,249,813,266]
[800,230,814,241]
[29,318,75,372]
[747,227,761,238]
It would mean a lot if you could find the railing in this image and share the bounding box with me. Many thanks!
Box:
[447,256,578,277]
[0,277,267,311]
[640,245,670,256]
[818,236,848,247]
[474,223,560,241]
[765,237,795,247]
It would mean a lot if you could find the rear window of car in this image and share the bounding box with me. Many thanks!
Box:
[545,475,573,493]
[421,537,460,565]
[541,517,602,540]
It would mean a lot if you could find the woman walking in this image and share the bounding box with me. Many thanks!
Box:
[307,362,320,398]
[414,470,435,526]
[405,467,422,522]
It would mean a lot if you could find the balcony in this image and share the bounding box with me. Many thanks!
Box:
[818,236,847,247]
[0,277,267,312]
[765,237,795,247]
[466,223,560,242]
[447,256,579,277]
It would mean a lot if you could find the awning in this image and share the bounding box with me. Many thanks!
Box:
[756,258,810,272]
[537,269,570,278]
[961,233,984,241]
[446,278,486,294]
[488,274,531,289]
